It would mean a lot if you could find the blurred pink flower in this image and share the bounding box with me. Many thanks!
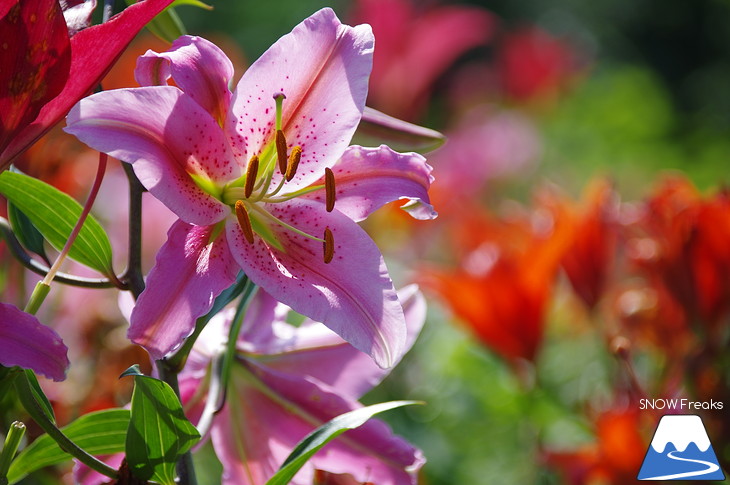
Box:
[428,106,541,211]
[182,285,426,485]
[66,9,435,368]
[350,0,497,120]
[0,303,69,381]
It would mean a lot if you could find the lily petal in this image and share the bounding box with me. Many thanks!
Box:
[65,86,235,225]
[303,145,437,222]
[136,35,234,126]
[225,198,405,368]
[227,7,373,190]
[212,361,423,485]
[0,303,69,381]
[129,220,238,360]
[253,285,426,399]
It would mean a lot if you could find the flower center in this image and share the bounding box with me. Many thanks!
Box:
[221,93,337,263]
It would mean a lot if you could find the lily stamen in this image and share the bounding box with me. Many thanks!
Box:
[325,167,336,212]
[323,227,334,264]
[234,200,255,243]
[285,146,302,181]
[275,129,288,175]
[244,155,259,198]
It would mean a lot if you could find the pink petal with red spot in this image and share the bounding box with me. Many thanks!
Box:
[0,303,69,382]
[65,86,235,226]
[128,220,238,360]
[136,35,234,126]
[225,198,405,368]
[303,145,437,222]
[227,7,372,191]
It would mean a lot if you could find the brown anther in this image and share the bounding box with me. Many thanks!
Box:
[323,227,334,264]
[285,146,302,182]
[234,200,255,244]
[325,167,336,212]
[244,155,259,198]
[275,129,288,175]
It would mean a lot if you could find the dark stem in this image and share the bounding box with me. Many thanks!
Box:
[122,163,146,299]
[0,217,127,289]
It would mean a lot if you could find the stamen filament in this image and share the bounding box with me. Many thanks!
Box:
[248,203,325,243]
[285,146,302,181]
[234,200,255,243]
[323,227,334,264]
[325,167,336,212]
[273,92,285,131]
[244,155,259,198]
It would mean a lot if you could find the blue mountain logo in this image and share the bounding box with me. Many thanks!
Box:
[638,414,725,481]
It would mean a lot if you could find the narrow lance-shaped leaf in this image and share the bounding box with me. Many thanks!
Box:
[121,365,200,485]
[6,408,130,484]
[125,0,212,44]
[266,401,422,485]
[0,171,114,277]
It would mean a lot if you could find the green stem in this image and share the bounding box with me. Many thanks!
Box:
[0,421,25,485]
[15,372,117,480]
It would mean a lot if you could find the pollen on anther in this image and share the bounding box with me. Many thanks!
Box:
[235,201,255,244]
[323,227,334,264]
[325,167,336,212]
[285,146,302,181]
[245,155,259,198]
[276,130,288,175]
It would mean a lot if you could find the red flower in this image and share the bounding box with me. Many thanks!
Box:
[0,0,176,169]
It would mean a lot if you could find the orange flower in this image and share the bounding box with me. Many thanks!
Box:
[556,179,620,310]
[424,195,571,363]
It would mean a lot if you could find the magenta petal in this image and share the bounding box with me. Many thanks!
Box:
[0,303,69,381]
[129,220,238,360]
[65,86,235,225]
[225,199,406,368]
[258,285,426,399]
[212,362,423,485]
[135,35,234,125]
[303,145,437,222]
[227,8,373,190]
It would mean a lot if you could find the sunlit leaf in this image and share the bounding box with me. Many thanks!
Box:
[122,365,200,485]
[6,408,129,484]
[266,401,421,485]
[0,171,114,276]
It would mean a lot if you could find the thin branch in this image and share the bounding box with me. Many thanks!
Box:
[0,217,125,289]
[122,163,146,299]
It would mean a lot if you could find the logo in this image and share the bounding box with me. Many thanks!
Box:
[638,415,725,481]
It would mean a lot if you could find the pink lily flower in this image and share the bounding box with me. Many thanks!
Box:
[64,8,436,368]
[184,285,426,485]
[0,0,176,169]
[0,303,69,381]
[75,286,426,485]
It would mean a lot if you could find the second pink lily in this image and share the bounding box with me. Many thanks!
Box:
[65,8,436,368]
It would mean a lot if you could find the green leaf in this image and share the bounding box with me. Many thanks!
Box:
[122,366,200,485]
[7,202,49,264]
[22,370,55,424]
[266,401,422,485]
[6,408,130,484]
[0,171,114,276]
[126,0,211,44]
